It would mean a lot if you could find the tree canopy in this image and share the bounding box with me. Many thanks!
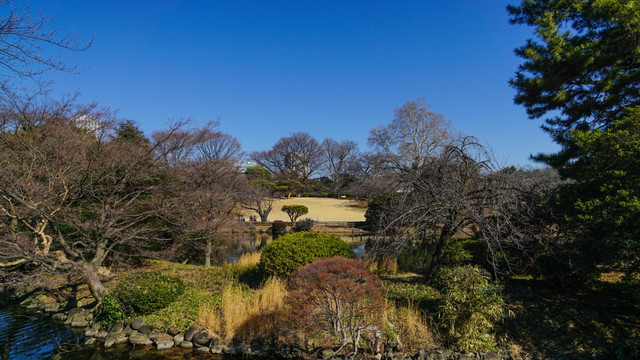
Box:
[510,0,640,281]
[508,0,640,165]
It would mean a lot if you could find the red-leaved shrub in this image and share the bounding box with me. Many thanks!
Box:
[287,257,385,356]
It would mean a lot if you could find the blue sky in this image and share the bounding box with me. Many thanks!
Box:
[23,0,557,167]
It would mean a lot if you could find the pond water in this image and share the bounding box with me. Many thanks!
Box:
[0,306,81,359]
[0,306,243,360]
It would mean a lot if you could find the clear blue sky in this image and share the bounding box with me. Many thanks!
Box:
[24,0,557,167]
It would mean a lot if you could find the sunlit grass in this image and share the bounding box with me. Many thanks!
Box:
[196,276,287,341]
[235,251,262,268]
[384,300,437,351]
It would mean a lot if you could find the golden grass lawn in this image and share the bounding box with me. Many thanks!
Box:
[239,197,367,222]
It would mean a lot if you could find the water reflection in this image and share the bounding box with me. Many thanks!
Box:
[0,307,81,360]
[222,233,370,265]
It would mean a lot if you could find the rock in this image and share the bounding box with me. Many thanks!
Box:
[154,334,174,350]
[210,345,224,354]
[110,321,126,334]
[482,352,501,360]
[43,303,60,313]
[179,341,193,349]
[70,316,89,328]
[84,337,96,346]
[129,331,152,345]
[104,334,129,348]
[130,318,145,330]
[183,326,198,341]
[138,324,155,335]
[223,346,237,355]
[66,308,90,327]
[236,343,248,355]
[84,324,100,337]
[415,349,427,360]
[424,350,444,360]
[95,330,109,339]
[458,354,477,360]
[25,304,40,314]
[19,297,32,307]
[192,331,211,346]
[122,326,134,336]
[173,333,184,346]
[51,313,67,322]
[439,349,452,360]
[322,349,335,359]
[197,346,210,353]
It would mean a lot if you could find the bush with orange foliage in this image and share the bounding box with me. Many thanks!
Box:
[287,257,385,356]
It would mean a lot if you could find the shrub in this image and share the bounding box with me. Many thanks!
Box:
[383,281,441,312]
[259,232,355,277]
[114,271,186,315]
[292,218,314,233]
[434,265,504,352]
[623,274,640,311]
[364,192,400,230]
[270,220,288,239]
[97,295,126,329]
[287,257,385,355]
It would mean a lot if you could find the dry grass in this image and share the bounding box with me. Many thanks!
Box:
[366,256,398,275]
[385,301,437,351]
[235,251,261,268]
[197,276,287,342]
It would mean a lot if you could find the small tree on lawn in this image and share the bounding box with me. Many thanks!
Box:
[281,205,308,224]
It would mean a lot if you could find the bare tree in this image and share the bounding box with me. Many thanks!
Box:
[242,195,274,223]
[159,123,248,266]
[322,138,359,194]
[369,98,453,171]
[368,136,556,280]
[0,97,227,300]
[175,158,248,266]
[0,0,91,79]
[347,152,400,201]
[250,132,324,183]
[365,100,557,280]
[242,166,276,223]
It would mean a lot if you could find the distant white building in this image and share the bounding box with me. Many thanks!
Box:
[73,115,101,137]
[239,160,258,172]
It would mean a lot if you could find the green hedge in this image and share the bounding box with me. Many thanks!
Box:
[113,271,185,315]
[98,295,126,329]
[259,232,355,277]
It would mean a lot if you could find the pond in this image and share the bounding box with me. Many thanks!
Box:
[0,306,245,359]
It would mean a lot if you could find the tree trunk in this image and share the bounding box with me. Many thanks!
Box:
[83,262,107,301]
[424,224,454,283]
[259,207,272,223]
[92,242,108,267]
[205,238,211,267]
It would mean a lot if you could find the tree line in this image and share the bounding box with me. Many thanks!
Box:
[1,0,638,308]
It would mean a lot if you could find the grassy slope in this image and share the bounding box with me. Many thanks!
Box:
[238,197,367,222]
